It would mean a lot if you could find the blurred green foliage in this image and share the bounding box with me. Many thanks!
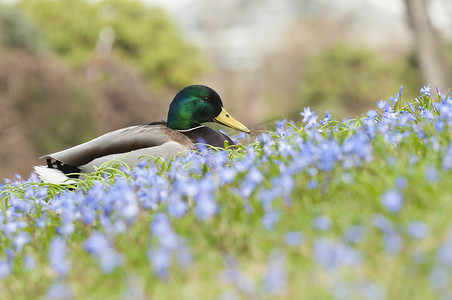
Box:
[0,9,45,52]
[298,44,421,118]
[17,0,208,89]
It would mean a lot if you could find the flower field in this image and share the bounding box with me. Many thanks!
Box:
[1,85,452,299]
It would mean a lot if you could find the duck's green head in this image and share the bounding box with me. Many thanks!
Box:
[167,85,250,133]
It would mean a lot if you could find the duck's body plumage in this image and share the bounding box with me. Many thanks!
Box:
[40,122,234,174]
[34,85,248,184]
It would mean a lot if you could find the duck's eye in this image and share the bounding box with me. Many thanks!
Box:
[202,96,210,102]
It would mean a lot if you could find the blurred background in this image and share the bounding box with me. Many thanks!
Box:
[0,0,451,179]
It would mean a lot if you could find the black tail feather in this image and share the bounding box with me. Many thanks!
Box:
[46,159,81,179]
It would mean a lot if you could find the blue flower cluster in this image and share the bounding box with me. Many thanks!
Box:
[1,85,452,298]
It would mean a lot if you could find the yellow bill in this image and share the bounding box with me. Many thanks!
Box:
[214,107,250,134]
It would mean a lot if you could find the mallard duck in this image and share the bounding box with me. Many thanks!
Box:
[34,85,250,183]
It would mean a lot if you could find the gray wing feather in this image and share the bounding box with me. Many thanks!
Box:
[41,124,192,166]
[78,141,190,173]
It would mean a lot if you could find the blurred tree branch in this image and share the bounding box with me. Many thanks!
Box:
[404,0,451,92]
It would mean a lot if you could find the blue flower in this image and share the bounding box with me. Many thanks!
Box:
[395,176,407,189]
[150,213,171,235]
[245,167,263,185]
[383,232,403,254]
[306,114,319,129]
[321,110,332,125]
[372,214,394,234]
[48,236,70,277]
[147,247,171,278]
[2,220,27,235]
[443,144,452,170]
[343,226,365,244]
[150,214,179,250]
[220,256,255,297]
[425,165,439,182]
[105,178,139,224]
[218,168,237,185]
[258,188,277,211]
[80,206,96,225]
[407,222,429,239]
[148,212,190,276]
[342,132,373,166]
[318,139,342,171]
[434,119,445,132]
[283,231,304,246]
[420,109,434,120]
[300,107,314,122]
[136,178,167,210]
[195,194,218,221]
[10,196,33,214]
[409,155,419,165]
[313,238,362,269]
[381,189,403,214]
[178,179,199,198]
[436,232,452,267]
[307,180,318,189]
[167,195,189,218]
[83,232,124,273]
[271,174,294,205]
[231,131,248,144]
[388,92,399,104]
[275,119,289,137]
[420,84,431,96]
[312,216,332,231]
[57,222,75,237]
[0,259,11,278]
[366,109,378,120]
[264,251,287,295]
[261,211,280,230]
[377,100,388,111]
[13,231,30,253]
[99,214,126,235]
[46,282,73,300]
[23,254,36,270]
[398,85,403,96]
